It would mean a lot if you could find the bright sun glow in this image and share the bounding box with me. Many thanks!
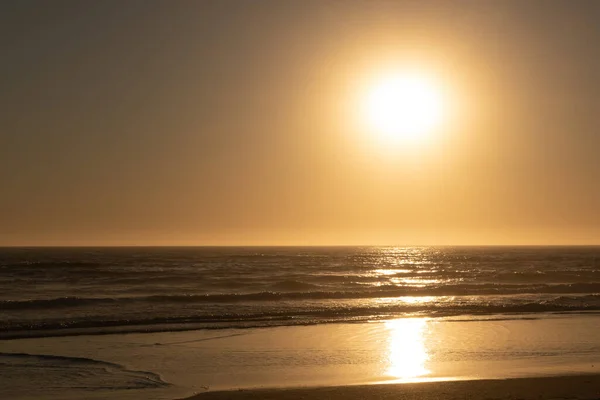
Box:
[365,73,444,143]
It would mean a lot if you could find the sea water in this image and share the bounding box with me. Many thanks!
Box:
[1,246,599,399]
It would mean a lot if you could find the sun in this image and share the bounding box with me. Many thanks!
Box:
[364,73,444,143]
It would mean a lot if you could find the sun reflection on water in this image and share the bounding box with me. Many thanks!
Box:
[385,318,430,381]
[373,268,413,275]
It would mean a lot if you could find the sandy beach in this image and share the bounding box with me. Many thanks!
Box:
[2,314,599,400]
[188,375,600,400]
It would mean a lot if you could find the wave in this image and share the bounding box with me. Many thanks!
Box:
[1,296,120,310]
[267,280,321,291]
[0,352,169,389]
[2,298,600,340]
[3,283,600,310]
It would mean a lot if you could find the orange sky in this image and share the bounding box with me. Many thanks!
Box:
[1,1,598,246]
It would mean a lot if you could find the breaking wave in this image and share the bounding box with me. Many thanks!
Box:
[3,284,600,310]
[2,295,600,340]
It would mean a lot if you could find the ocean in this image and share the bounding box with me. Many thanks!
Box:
[1,246,599,339]
[2,246,600,399]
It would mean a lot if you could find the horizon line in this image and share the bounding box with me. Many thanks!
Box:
[1,244,599,248]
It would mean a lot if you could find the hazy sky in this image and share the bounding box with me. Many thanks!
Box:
[1,1,599,246]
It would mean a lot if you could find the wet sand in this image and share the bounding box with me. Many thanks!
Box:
[2,315,599,399]
[187,374,600,400]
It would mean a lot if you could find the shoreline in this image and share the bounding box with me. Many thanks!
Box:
[5,311,596,341]
[185,374,600,400]
[2,314,599,399]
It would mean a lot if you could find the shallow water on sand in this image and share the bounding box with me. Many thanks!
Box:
[1,314,599,399]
